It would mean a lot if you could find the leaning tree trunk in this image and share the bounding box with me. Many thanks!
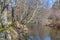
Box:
[1,0,12,40]
[1,8,11,40]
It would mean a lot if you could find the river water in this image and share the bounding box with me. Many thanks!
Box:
[28,35,51,40]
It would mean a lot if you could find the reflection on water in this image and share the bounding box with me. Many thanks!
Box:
[28,35,51,40]
[44,36,51,40]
